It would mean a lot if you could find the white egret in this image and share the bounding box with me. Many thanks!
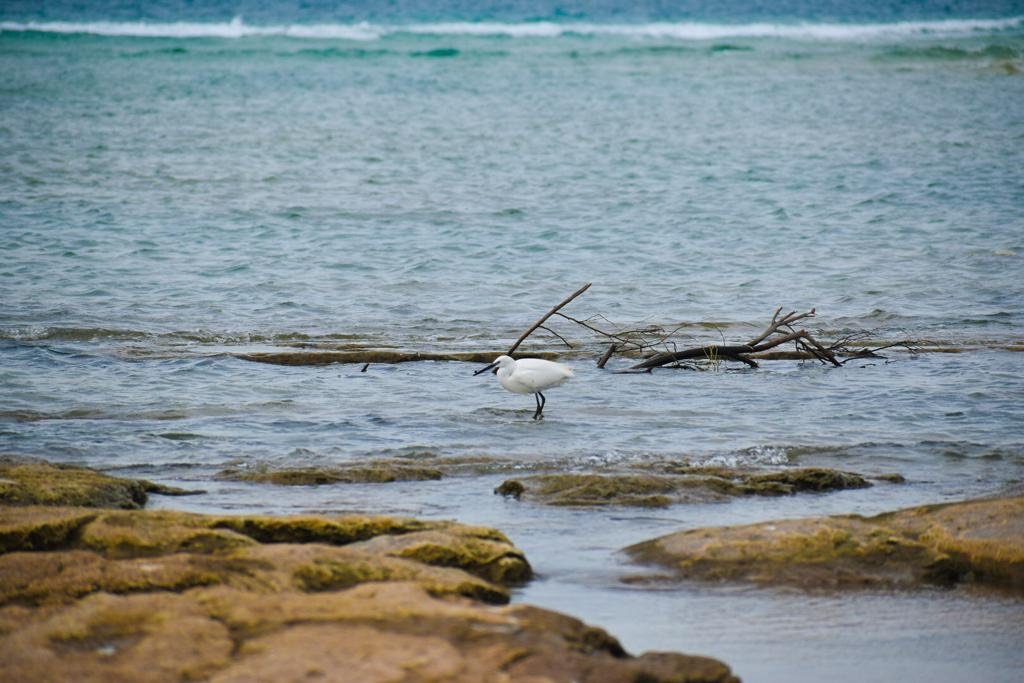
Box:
[474,355,573,420]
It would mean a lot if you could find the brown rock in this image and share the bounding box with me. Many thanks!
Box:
[626,495,1024,593]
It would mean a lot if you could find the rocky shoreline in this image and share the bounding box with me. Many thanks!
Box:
[0,459,737,683]
[3,456,1022,682]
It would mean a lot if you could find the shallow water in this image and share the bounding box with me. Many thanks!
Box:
[3,1,1024,680]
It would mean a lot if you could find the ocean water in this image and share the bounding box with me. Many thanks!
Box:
[2,2,1024,681]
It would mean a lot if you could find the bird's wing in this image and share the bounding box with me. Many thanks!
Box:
[513,363,571,392]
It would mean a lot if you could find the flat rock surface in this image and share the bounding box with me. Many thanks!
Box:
[626,495,1024,593]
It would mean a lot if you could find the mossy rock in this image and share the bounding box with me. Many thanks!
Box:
[0,461,149,509]
[0,550,231,606]
[495,474,679,507]
[0,460,739,681]
[0,493,738,683]
[288,551,510,604]
[0,506,499,559]
[0,459,201,509]
[77,510,258,558]
[0,507,97,553]
[496,468,873,507]
[209,514,441,545]
[0,506,534,609]
[217,463,443,486]
[626,495,1024,593]
[738,468,870,495]
[356,527,533,585]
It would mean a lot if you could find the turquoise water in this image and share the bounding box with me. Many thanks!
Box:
[3,3,1024,681]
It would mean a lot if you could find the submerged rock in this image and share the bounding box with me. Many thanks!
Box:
[0,458,198,509]
[0,504,737,683]
[625,495,1024,594]
[234,350,559,366]
[217,462,444,485]
[741,468,873,494]
[496,467,872,507]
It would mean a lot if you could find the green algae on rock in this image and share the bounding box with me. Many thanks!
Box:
[625,495,1024,594]
[0,459,199,510]
[495,467,873,507]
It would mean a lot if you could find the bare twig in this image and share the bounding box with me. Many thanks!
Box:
[538,324,574,348]
[747,307,816,347]
[832,335,926,364]
[555,312,635,346]
[506,282,592,356]
[555,311,693,356]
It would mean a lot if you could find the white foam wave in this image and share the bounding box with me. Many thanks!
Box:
[702,445,792,468]
[408,17,1024,40]
[1,16,1021,41]
[0,17,382,40]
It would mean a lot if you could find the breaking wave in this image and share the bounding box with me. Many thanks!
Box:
[2,16,1022,41]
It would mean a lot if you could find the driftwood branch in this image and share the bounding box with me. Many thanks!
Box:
[506,282,591,356]
[596,343,617,369]
[628,308,843,371]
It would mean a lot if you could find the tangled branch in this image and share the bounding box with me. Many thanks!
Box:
[628,307,841,370]
[496,284,922,374]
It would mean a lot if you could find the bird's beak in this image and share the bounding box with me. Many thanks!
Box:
[473,361,499,376]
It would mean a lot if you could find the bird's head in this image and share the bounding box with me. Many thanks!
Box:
[473,355,514,376]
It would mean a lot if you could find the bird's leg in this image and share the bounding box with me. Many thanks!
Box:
[533,392,546,420]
